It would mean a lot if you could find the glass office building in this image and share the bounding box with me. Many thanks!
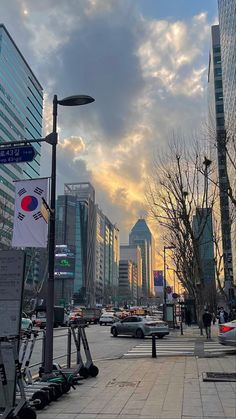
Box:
[208,25,233,287]
[129,218,155,299]
[218,1,236,285]
[218,0,236,134]
[0,24,43,246]
[56,183,96,306]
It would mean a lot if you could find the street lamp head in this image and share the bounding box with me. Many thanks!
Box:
[203,156,212,167]
[57,95,95,107]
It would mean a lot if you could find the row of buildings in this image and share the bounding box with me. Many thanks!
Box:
[207,0,236,301]
[54,181,155,307]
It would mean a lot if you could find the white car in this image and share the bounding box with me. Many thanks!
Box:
[99,314,119,326]
[218,320,236,347]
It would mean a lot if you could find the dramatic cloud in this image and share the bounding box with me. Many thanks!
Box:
[1,1,215,250]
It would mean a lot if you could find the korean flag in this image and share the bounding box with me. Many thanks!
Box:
[12,178,48,248]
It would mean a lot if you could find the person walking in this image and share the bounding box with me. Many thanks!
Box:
[218,307,229,324]
[202,308,212,339]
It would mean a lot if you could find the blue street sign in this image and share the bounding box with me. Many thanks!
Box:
[0,145,35,164]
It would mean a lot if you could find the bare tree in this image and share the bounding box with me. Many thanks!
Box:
[147,138,218,327]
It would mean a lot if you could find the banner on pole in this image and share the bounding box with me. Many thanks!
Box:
[12,178,49,248]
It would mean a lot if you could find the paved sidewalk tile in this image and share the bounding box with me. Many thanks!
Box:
[37,354,236,419]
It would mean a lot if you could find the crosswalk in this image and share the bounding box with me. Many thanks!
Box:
[204,341,236,353]
[123,338,236,358]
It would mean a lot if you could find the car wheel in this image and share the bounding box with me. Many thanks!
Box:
[157,334,164,339]
[136,328,144,339]
[111,327,118,337]
[100,322,103,326]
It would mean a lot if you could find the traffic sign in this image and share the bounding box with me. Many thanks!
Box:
[0,145,35,164]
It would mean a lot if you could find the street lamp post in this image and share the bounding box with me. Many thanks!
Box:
[44,94,95,375]
[163,246,175,321]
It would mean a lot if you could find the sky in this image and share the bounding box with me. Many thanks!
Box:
[1,0,219,252]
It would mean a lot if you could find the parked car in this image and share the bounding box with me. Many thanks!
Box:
[21,313,33,331]
[34,306,67,328]
[111,315,169,339]
[69,311,83,324]
[99,314,119,326]
[218,320,236,347]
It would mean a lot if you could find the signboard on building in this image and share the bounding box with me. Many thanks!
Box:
[54,245,75,278]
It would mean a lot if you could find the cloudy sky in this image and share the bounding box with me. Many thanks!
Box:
[2,0,218,248]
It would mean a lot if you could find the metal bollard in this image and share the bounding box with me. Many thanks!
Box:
[180,319,183,335]
[67,328,72,368]
[152,334,157,358]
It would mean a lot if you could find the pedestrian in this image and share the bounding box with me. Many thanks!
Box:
[212,312,216,325]
[202,308,212,339]
[185,309,192,327]
[217,307,229,324]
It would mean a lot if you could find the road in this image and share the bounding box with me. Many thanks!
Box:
[28,324,137,374]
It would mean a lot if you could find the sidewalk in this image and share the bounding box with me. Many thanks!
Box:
[37,352,236,419]
[172,324,219,339]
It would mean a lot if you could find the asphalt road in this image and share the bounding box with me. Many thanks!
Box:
[28,324,137,374]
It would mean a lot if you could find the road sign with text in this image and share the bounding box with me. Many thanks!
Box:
[0,145,35,164]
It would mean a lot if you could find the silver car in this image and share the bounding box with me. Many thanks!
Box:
[111,315,169,339]
[218,320,236,347]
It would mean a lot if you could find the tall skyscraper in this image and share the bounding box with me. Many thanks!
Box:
[218,1,236,288]
[193,208,216,309]
[208,25,233,290]
[218,0,236,135]
[129,219,155,300]
[0,24,43,247]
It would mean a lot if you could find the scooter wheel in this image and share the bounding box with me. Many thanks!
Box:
[17,406,37,419]
[41,386,54,402]
[89,364,99,377]
[31,390,49,410]
[61,381,71,393]
[79,366,89,378]
[47,383,61,400]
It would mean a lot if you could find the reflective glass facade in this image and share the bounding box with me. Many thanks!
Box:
[208,25,233,285]
[218,1,236,283]
[218,0,236,134]
[129,219,155,299]
[0,24,43,246]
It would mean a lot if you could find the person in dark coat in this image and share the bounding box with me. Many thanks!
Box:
[185,309,192,326]
[202,309,212,339]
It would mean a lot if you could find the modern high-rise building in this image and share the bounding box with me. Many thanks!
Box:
[129,219,155,299]
[218,0,236,135]
[193,208,216,309]
[94,207,119,305]
[218,1,236,287]
[208,24,233,290]
[120,244,142,303]
[118,259,137,305]
[56,183,96,306]
[0,24,43,295]
[56,182,119,306]
[0,24,43,247]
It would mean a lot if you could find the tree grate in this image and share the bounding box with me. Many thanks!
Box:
[202,372,236,382]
